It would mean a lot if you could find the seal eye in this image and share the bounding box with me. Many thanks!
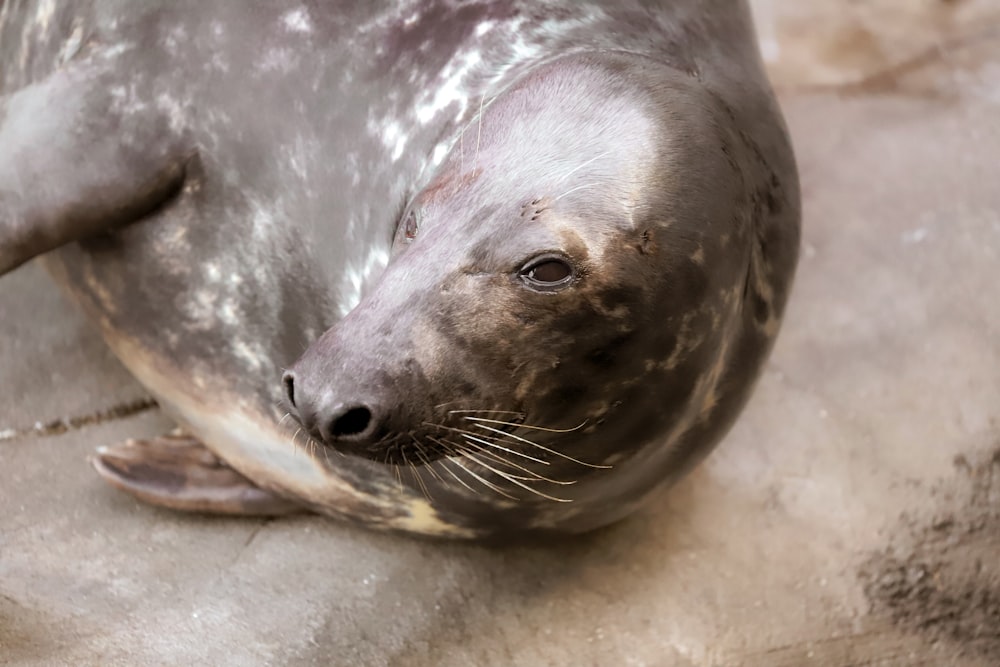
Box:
[403,210,419,240]
[520,255,574,291]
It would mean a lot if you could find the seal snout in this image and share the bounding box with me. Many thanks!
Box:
[282,370,383,452]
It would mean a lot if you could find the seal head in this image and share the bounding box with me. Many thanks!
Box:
[285,52,798,519]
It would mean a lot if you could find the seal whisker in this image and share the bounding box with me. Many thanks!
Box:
[390,456,403,492]
[426,435,460,458]
[470,422,613,469]
[556,149,611,183]
[319,438,334,467]
[458,432,551,465]
[408,433,444,483]
[428,422,551,464]
[464,416,588,433]
[431,450,481,495]
[457,440,577,485]
[446,409,526,417]
[449,457,518,501]
[402,451,431,501]
[411,443,445,484]
[554,182,599,202]
[457,448,572,503]
[474,92,485,172]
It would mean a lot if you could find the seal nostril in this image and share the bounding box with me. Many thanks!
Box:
[282,372,296,408]
[330,406,372,439]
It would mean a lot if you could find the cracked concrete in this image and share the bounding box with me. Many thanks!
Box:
[2,2,999,665]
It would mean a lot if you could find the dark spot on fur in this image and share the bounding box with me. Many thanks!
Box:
[638,229,654,255]
[752,293,769,323]
[596,286,636,315]
[550,384,587,408]
[585,334,633,368]
[765,173,783,215]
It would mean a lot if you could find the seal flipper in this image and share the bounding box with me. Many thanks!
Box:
[0,52,189,276]
[92,432,307,517]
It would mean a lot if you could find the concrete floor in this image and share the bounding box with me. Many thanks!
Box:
[2,3,999,666]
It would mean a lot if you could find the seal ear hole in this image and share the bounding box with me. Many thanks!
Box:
[519,255,575,292]
[282,373,296,408]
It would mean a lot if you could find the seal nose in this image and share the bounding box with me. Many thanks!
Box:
[282,371,297,408]
[282,371,383,448]
[325,405,374,441]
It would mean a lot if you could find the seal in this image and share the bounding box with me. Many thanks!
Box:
[0,0,800,539]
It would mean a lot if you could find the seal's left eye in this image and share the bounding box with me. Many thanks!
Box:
[403,210,419,240]
[520,255,574,291]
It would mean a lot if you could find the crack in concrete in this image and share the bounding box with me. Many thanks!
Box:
[0,397,159,443]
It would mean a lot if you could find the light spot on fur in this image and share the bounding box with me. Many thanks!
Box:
[156,93,187,134]
[402,10,421,28]
[219,302,240,326]
[232,340,265,372]
[415,49,481,124]
[57,23,84,65]
[339,244,390,316]
[430,141,450,167]
[250,203,279,243]
[380,120,409,162]
[258,47,298,74]
[282,8,313,34]
[475,20,495,37]
[163,24,188,57]
[34,0,55,32]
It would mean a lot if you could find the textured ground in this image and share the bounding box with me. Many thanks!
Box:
[2,2,998,665]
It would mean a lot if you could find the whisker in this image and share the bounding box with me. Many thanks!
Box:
[450,457,518,500]
[427,435,460,457]
[464,416,588,433]
[474,92,485,171]
[458,448,572,503]
[412,447,445,484]
[319,440,332,467]
[459,432,550,465]
[556,149,611,183]
[426,421,549,464]
[439,457,481,495]
[391,457,403,492]
[403,451,431,501]
[446,409,526,417]
[459,440,576,485]
[554,182,598,202]
[409,435,446,482]
[470,423,613,469]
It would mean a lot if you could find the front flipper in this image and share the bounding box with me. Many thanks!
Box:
[0,50,190,276]
[92,431,306,517]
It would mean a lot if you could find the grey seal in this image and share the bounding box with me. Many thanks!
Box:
[0,0,799,538]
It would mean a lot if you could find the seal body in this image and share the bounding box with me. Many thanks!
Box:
[0,1,799,538]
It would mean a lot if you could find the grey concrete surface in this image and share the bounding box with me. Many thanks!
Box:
[2,4,999,666]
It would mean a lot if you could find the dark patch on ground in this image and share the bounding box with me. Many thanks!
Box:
[860,446,1000,661]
